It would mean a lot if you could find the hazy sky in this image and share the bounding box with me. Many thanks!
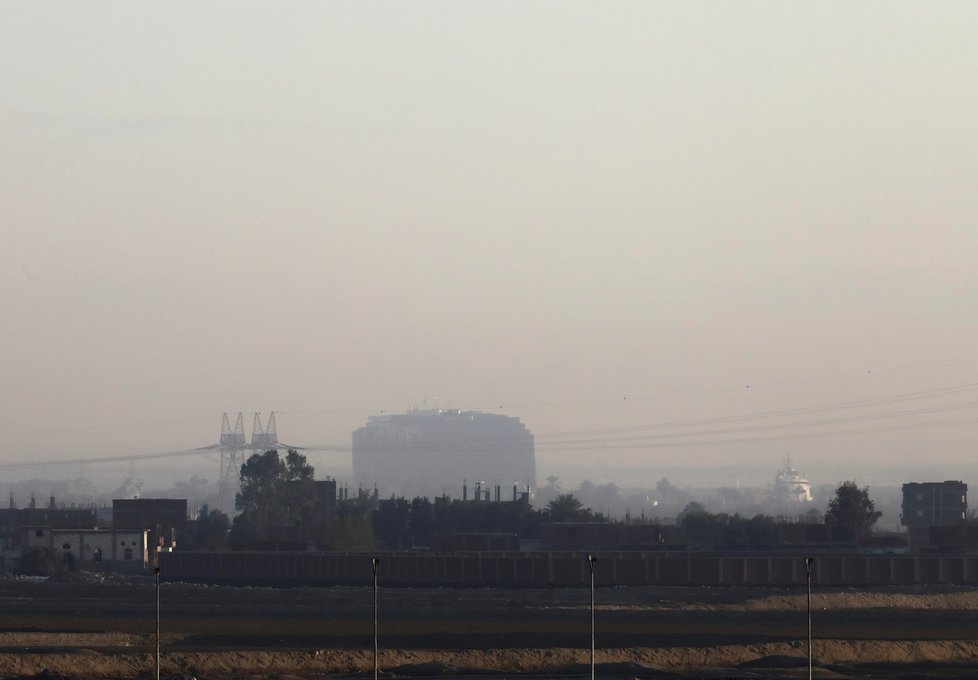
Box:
[3,2,978,488]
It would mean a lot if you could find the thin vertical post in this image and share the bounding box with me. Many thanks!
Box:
[805,557,813,680]
[372,558,380,680]
[587,553,596,680]
[154,566,161,680]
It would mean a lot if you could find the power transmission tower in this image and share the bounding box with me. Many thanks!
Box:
[216,412,246,512]
[205,411,304,514]
[251,412,279,451]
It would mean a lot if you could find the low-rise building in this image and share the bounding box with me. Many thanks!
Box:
[901,481,968,552]
[113,498,187,557]
[902,481,968,526]
[23,526,149,571]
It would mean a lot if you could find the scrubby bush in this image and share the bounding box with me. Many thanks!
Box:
[18,547,69,576]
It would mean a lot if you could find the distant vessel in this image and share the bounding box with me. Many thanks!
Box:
[352,408,535,499]
[774,459,813,502]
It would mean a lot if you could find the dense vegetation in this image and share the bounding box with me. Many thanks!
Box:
[207,450,882,552]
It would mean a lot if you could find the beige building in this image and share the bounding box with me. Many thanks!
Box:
[23,526,149,571]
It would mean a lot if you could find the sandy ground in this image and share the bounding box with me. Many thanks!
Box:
[3,577,978,678]
[5,640,978,677]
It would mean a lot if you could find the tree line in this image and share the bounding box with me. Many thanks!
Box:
[217,450,610,550]
[675,480,882,547]
[216,450,883,551]
[10,451,885,575]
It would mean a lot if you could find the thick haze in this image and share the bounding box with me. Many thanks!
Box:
[3,3,978,490]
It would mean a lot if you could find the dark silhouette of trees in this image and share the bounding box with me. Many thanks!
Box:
[825,481,881,538]
[373,497,412,549]
[433,494,461,534]
[183,504,230,551]
[677,502,729,546]
[231,449,315,548]
[546,494,587,521]
[677,501,706,521]
[370,495,544,549]
[408,496,434,543]
[676,503,791,548]
[544,493,606,522]
[324,495,377,550]
[18,547,68,576]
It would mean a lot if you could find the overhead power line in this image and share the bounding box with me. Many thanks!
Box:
[0,448,208,470]
[3,377,978,469]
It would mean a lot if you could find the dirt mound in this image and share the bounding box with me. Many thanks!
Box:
[738,655,809,669]
[744,588,978,612]
[5,639,978,679]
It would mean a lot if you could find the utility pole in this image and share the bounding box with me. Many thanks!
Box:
[154,566,161,680]
[372,558,380,680]
[587,553,596,680]
[805,557,814,680]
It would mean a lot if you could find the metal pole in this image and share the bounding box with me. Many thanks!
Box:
[372,558,380,680]
[587,553,596,680]
[154,566,161,680]
[805,557,813,680]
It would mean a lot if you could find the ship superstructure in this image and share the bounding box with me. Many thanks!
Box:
[774,458,813,503]
[352,408,536,498]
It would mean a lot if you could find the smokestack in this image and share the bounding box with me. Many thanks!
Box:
[513,483,518,502]
[30,495,36,510]
[49,496,56,510]
[495,485,500,502]
[463,479,468,502]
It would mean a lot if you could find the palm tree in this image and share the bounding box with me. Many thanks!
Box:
[547,494,586,521]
